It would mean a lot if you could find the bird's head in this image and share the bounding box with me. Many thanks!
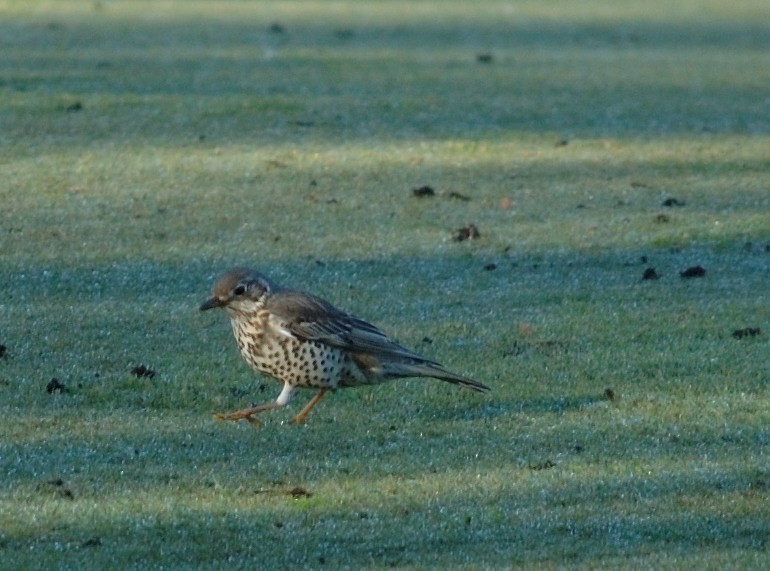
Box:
[199,267,276,315]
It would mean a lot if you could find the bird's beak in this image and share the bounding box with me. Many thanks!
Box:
[199,296,225,311]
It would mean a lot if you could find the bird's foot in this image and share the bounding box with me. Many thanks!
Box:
[212,401,285,426]
[212,410,262,426]
[288,389,327,425]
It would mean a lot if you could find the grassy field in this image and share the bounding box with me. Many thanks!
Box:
[1,0,769,569]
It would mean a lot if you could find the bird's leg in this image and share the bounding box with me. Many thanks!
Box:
[290,389,327,425]
[214,383,295,426]
[212,401,286,426]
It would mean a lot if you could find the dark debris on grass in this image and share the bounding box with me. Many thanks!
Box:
[81,537,102,549]
[46,378,68,394]
[131,364,156,379]
[642,267,660,280]
[448,191,471,201]
[412,186,472,201]
[680,265,706,278]
[412,185,435,197]
[530,459,556,471]
[732,327,761,339]
[42,478,74,500]
[452,223,480,242]
[289,486,312,499]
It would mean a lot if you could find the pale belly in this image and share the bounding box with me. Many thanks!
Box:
[237,332,365,389]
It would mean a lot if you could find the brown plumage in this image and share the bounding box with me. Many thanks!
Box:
[200,267,490,425]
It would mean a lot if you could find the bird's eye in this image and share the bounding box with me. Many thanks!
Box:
[233,285,246,296]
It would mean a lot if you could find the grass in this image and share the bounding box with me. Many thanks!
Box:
[1,0,770,569]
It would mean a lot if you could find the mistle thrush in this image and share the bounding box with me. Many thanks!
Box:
[200,267,490,425]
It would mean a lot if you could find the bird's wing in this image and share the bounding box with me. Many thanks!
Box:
[266,290,433,363]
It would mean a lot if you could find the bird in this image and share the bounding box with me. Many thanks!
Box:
[199,267,490,425]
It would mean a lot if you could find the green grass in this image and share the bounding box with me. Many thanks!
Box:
[1,0,770,569]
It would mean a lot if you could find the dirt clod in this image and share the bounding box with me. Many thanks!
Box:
[131,364,156,379]
[46,378,67,393]
[603,388,618,401]
[289,486,312,499]
[680,265,706,278]
[732,327,761,339]
[530,459,556,471]
[452,223,480,242]
[412,185,435,197]
[642,267,659,280]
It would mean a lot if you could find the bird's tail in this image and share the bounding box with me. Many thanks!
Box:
[383,361,491,393]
